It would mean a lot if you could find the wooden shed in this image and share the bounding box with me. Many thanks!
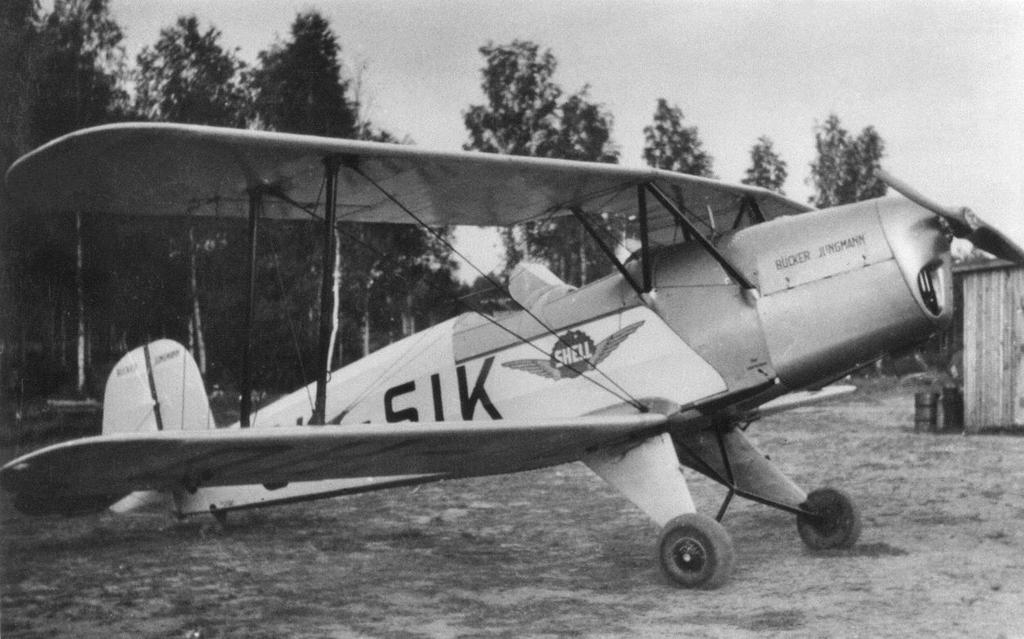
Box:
[955,260,1024,432]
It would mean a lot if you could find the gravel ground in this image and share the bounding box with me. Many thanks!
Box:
[2,383,1022,638]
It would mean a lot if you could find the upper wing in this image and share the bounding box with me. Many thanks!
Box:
[4,123,811,237]
[0,414,666,501]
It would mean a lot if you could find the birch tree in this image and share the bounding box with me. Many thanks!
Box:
[808,113,887,207]
[464,40,619,285]
[134,15,250,373]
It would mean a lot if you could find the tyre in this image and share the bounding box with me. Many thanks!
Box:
[657,513,735,589]
[797,487,861,550]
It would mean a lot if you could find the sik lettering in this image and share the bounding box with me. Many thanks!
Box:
[383,356,502,422]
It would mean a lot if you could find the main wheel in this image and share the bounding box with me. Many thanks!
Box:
[797,487,861,550]
[657,514,735,589]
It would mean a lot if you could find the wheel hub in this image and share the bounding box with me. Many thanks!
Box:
[672,537,707,573]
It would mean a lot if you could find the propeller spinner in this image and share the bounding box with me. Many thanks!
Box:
[876,169,1024,263]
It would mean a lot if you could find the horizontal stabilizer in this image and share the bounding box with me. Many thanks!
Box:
[756,385,857,417]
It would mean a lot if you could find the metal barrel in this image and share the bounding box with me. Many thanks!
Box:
[914,392,939,433]
[941,386,964,431]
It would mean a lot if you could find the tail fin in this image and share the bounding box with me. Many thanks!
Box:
[104,340,212,515]
[103,339,213,434]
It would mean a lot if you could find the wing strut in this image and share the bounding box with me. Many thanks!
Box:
[312,156,342,425]
[734,195,766,229]
[646,183,756,291]
[240,188,263,427]
[637,185,653,292]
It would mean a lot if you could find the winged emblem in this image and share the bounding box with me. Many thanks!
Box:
[502,321,645,380]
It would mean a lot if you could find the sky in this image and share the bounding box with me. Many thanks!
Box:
[108,0,1024,275]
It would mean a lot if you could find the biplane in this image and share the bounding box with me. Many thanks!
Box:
[3,123,1022,588]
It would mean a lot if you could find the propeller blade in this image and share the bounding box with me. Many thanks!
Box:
[964,226,1024,264]
[877,169,1024,263]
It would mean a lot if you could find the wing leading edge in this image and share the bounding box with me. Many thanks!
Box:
[5,123,811,232]
[0,414,667,503]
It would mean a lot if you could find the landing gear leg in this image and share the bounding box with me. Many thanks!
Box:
[657,513,735,589]
[673,424,862,552]
[583,434,735,588]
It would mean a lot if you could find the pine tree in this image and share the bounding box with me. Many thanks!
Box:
[250,11,356,138]
[742,135,788,194]
[642,99,714,177]
[134,15,249,126]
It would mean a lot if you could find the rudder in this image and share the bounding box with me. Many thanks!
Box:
[103,339,213,434]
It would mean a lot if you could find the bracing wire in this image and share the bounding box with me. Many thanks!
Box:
[329,224,646,412]
[266,230,315,413]
[346,166,648,412]
[255,163,648,412]
[260,174,329,413]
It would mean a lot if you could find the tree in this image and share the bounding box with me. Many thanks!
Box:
[250,11,356,137]
[742,136,788,194]
[463,40,561,156]
[1,1,42,402]
[808,113,887,207]
[133,15,249,126]
[132,16,252,374]
[341,223,457,358]
[240,11,360,390]
[0,0,41,173]
[247,11,456,382]
[11,0,129,395]
[464,40,619,285]
[31,0,128,145]
[642,99,714,177]
[544,88,619,163]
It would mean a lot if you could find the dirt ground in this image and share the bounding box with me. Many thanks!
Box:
[2,382,1023,638]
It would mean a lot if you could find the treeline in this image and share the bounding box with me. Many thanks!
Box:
[0,2,888,401]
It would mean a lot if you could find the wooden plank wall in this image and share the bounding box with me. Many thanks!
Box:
[963,266,1024,431]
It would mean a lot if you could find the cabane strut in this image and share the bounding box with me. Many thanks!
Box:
[569,182,757,300]
[645,183,756,291]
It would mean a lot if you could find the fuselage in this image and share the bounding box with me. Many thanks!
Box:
[179,196,952,514]
[248,195,950,428]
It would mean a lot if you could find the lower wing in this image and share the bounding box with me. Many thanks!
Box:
[1,414,666,512]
